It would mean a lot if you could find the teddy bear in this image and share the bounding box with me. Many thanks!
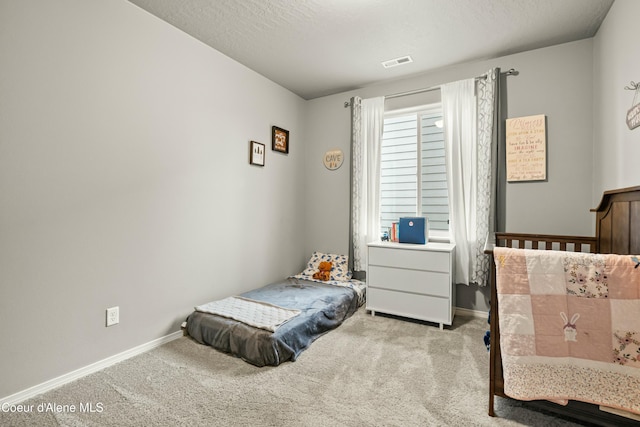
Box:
[312,261,332,281]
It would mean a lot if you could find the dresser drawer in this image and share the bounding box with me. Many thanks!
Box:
[368,265,450,297]
[367,288,451,325]
[368,246,450,272]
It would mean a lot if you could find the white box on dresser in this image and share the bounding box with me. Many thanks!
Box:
[366,241,456,330]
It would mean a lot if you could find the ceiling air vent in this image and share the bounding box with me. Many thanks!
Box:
[382,55,413,69]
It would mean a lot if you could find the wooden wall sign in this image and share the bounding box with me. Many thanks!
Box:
[627,104,640,130]
[323,149,344,170]
[506,114,547,182]
[625,81,640,130]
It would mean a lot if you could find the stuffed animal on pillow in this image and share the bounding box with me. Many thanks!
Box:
[312,261,333,281]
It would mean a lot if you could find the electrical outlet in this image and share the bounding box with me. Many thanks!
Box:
[106,306,119,327]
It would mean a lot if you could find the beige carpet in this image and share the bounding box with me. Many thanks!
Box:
[1,309,586,426]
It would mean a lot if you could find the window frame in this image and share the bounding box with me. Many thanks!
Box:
[381,103,450,242]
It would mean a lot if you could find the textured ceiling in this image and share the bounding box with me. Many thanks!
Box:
[128,0,614,100]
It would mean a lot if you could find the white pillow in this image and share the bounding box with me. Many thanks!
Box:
[300,252,351,282]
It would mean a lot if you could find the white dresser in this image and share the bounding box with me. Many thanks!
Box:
[366,241,456,330]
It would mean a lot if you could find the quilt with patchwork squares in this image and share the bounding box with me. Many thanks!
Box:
[494,247,640,414]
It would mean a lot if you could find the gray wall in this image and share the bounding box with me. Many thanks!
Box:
[2,0,636,403]
[592,0,640,203]
[305,39,596,313]
[0,0,306,399]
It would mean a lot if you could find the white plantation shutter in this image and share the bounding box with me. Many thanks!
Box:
[380,114,417,231]
[380,105,448,236]
[420,112,448,230]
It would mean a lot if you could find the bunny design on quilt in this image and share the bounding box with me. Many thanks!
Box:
[560,312,580,342]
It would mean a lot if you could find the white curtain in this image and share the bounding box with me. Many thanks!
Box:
[442,71,498,287]
[442,79,479,286]
[350,96,385,272]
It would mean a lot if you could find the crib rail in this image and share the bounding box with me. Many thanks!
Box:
[493,232,597,253]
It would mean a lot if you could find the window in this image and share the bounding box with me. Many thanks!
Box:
[380,104,449,238]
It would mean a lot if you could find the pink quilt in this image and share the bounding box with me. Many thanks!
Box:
[494,247,640,414]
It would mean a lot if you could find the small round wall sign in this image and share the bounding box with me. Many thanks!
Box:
[323,149,344,170]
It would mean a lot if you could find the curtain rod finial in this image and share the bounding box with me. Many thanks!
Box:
[344,101,351,108]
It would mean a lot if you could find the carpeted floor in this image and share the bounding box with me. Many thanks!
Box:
[1,308,588,426]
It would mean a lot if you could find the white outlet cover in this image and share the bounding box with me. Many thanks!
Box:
[106,306,119,327]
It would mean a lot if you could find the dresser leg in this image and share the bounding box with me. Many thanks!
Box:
[439,323,443,331]
[371,310,376,317]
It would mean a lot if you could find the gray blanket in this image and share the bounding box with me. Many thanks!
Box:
[186,278,359,366]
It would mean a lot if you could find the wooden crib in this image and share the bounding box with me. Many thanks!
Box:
[486,185,640,426]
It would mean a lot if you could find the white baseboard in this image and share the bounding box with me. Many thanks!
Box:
[0,330,183,406]
[455,307,489,319]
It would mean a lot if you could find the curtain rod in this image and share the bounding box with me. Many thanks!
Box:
[343,68,518,108]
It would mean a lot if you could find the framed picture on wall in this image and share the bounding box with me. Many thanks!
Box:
[272,126,289,154]
[505,114,547,182]
[250,141,265,166]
